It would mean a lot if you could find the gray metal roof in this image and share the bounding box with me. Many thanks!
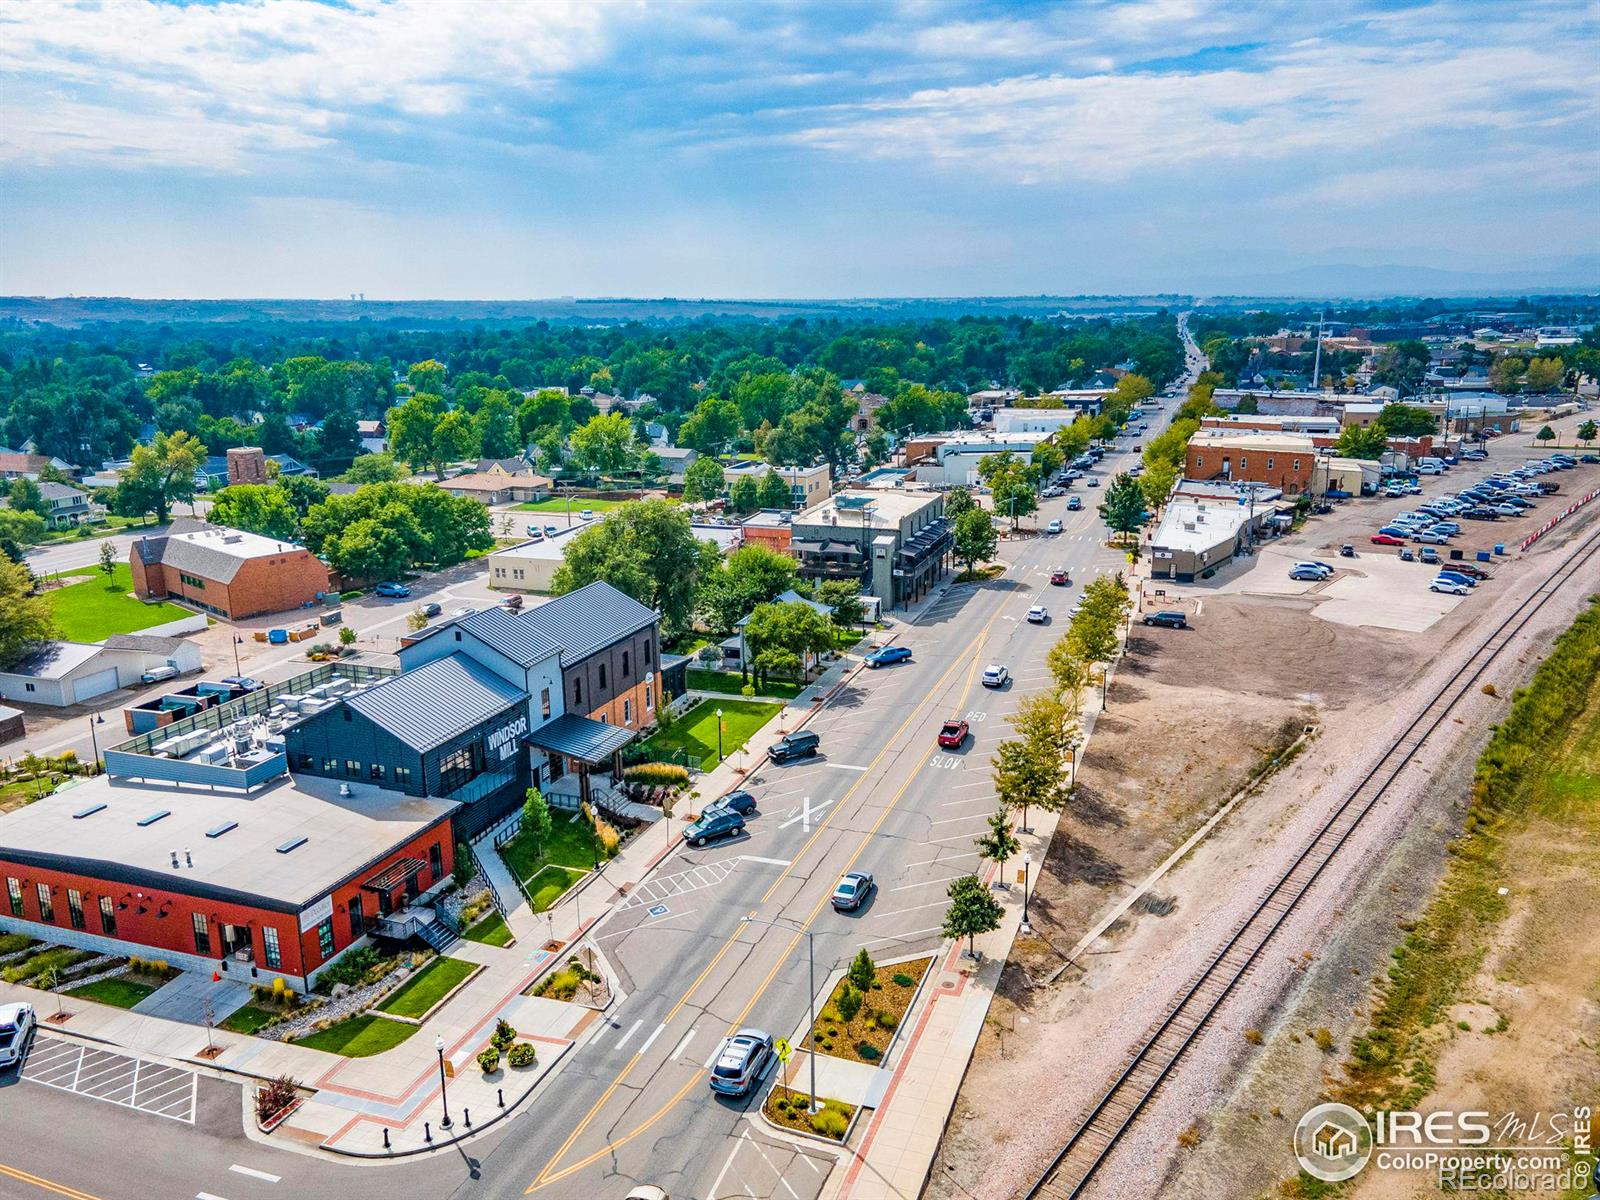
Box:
[1,641,102,680]
[523,712,635,763]
[134,526,304,584]
[516,581,659,666]
[344,654,527,752]
[455,605,564,667]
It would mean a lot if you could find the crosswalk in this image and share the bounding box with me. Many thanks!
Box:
[619,858,739,910]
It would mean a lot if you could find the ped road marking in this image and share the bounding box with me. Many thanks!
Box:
[669,1029,697,1061]
[778,795,835,832]
[740,856,793,867]
[635,1023,667,1059]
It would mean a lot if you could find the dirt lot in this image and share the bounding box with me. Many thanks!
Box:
[926,426,1600,1200]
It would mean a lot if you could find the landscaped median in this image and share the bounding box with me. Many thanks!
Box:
[372,956,480,1024]
[802,951,934,1066]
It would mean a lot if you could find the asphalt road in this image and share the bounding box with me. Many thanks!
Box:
[0,376,1194,1200]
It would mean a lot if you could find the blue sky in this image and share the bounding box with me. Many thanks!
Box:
[1,0,1596,298]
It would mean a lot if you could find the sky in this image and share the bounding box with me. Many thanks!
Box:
[1,0,1597,299]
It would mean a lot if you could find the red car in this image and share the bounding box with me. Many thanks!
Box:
[938,720,969,749]
[1049,569,1070,586]
[1370,533,1406,546]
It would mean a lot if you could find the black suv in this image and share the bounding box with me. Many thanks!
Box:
[1141,610,1188,629]
[767,730,820,763]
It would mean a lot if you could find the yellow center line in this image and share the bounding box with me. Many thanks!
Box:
[0,1164,107,1200]
[528,570,1016,1194]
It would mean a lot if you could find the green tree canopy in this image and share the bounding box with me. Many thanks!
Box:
[953,506,997,572]
[681,456,725,503]
[741,600,835,687]
[1376,403,1438,438]
[0,558,56,670]
[696,543,800,634]
[341,452,405,485]
[1097,472,1146,540]
[208,484,298,541]
[550,499,715,635]
[1334,424,1389,460]
[941,874,1003,957]
[569,412,636,476]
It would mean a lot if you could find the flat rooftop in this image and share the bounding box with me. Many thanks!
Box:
[0,773,455,912]
[491,521,741,561]
[1188,431,1319,451]
[796,489,940,528]
[1152,501,1255,553]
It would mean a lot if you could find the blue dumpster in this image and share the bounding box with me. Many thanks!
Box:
[1494,544,1506,556]
[1476,550,1491,562]
[268,628,289,645]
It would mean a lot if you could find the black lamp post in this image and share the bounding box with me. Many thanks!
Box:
[435,1035,453,1129]
[715,707,724,763]
[1020,852,1033,934]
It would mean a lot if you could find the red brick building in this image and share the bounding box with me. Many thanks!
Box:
[1185,432,1318,495]
[0,773,454,992]
[132,525,331,619]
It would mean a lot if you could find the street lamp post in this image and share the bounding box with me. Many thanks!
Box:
[435,1035,453,1130]
[232,635,243,676]
[715,707,724,763]
[87,717,100,774]
[1020,853,1033,935]
[741,915,818,1113]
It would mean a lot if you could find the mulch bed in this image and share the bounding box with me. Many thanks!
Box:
[801,956,934,1065]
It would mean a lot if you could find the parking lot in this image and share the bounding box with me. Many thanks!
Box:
[21,1035,198,1124]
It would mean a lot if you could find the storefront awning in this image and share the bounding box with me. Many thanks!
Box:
[525,713,636,765]
[361,856,426,893]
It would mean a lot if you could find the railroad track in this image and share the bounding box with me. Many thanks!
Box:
[1027,522,1600,1200]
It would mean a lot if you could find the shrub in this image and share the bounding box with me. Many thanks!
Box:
[595,818,621,857]
[835,984,862,1023]
[623,762,690,788]
[477,1047,502,1074]
[1481,683,1498,697]
[1313,1027,1335,1052]
[891,972,915,988]
[847,948,875,992]
[507,1042,537,1068]
[856,1043,881,1061]
[1244,1028,1263,1045]
[809,1104,850,1138]
[314,945,385,993]
[873,1010,897,1032]
[491,1018,517,1051]
[255,1075,300,1125]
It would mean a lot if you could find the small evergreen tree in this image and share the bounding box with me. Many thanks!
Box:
[848,947,876,992]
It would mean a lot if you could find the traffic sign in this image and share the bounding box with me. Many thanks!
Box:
[775,1037,791,1063]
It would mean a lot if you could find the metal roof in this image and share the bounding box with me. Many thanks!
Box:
[509,581,659,666]
[134,526,307,584]
[344,654,526,752]
[454,605,564,666]
[1,641,103,680]
[523,712,636,763]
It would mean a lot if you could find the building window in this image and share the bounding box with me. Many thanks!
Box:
[1195,456,1203,469]
[1239,457,1248,470]
[429,842,444,882]
[322,757,337,773]
[369,763,386,782]
[1266,458,1274,470]
[192,912,211,956]
[35,882,53,922]
[317,918,334,960]
[345,758,361,776]
[598,663,607,690]
[1293,458,1302,470]
[540,687,551,719]
[294,753,314,771]
[24,683,34,693]
[263,926,281,969]
[348,895,364,938]
[6,877,20,918]
[394,765,412,788]
[621,650,630,677]
[178,572,207,589]
[645,682,653,711]
[644,639,652,668]
[623,698,632,725]
[67,889,85,931]
[572,677,582,706]
[99,895,116,936]
[438,743,481,794]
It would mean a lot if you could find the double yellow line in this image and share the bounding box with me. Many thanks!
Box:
[0,1164,106,1200]
[528,584,1014,1193]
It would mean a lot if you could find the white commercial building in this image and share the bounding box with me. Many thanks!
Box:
[1148,500,1273,582]
[918,432,1050,486]
[488,522,743,594]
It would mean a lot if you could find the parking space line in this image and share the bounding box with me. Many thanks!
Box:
[905,850,978,868]
[929,814,985,826]
[860,924,943,948]
[867,899,949,921]
[228,1164,281,1183]
[670,1029,696,1061]
[890,874,965,892]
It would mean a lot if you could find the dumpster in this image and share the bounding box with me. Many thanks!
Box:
[1494,544,1507,556]
[268,628,288,645]
[320,609,343,626]
[1476,550,1492,562]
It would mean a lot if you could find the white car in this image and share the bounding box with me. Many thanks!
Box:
[1045,519,1063,534]
[981,664,1010,688]
[1291,561,1334,578]
[0,1001,35,1068]
[1430,578,1470,595]
[1026,605,1048,624]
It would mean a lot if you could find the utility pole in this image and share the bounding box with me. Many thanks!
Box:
[741,915,818,1113]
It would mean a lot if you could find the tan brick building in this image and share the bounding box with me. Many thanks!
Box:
[131,525,331,620]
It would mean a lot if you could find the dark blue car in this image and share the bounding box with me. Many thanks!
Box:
[865,645,912,668]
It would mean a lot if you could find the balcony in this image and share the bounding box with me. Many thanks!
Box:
[440,762,520,806]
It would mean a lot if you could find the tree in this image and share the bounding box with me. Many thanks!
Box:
[727,473,761,514]
[341,452,405,485]
[475,391,521,459]
[98,539,117,581]
[992,738,1056,837]
[757,471,793,510]
[864,427,890,467]
[1046,636,1089,704]
[696,543,799,634]
[432,409,479,471]
[1578,420,1597,446]
[277,474,330,519]
[847,947,876,992]
[115,430,207,523]
[1370,341,1430,395]
[1376,404,1437,438]
[519,788,554,858]
[817,579,864,629]
[407,359,448,396]
[944,486,975,519]
[0,558,56,671]
[1523,357,1565,394]
[0,509,46,557]
[1334,424,1389,461]
[942,874,1003,958]
[1535,425,1556,444]
[953,507,997,572]
[324,517,411,582]
[682,456,725,503]
[1138,456,1179,513]
[1031,439,1064,481]
[1097,472,1146,542]
[975,806,1021,889]
[315,404,362,472]
[677,396,742,453]
[209,484,298,540]
[1488,356,1525,395]
[6,477,46,519]
[338,624,357,648]
[569,412,635,476]
[551,499,714,635]
[741,600,835,688]
[978,452,1038,529]
[387,393,447,475]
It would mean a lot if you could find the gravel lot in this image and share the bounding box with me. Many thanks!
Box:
[926,436,1600,1200]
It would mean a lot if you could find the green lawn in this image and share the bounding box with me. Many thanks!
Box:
[513,497,626,516]
[47,563,192,641]
[219,1004,278,1034]
[375,957,475,1019]
[498,818,599,912]
[463,911,514,947]
[66,977,157,1008]
[688,668,804,700]
[637,698,782,771]
[292,1014,418,1057]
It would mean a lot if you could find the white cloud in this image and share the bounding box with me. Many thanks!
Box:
[0,0,640,168]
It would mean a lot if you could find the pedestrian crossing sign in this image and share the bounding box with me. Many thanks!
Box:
[775,1038,791,1063]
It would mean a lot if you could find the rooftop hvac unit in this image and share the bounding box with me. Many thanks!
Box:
[339,783,352,797]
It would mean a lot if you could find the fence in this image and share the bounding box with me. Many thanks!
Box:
[1520,487,1600,551]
